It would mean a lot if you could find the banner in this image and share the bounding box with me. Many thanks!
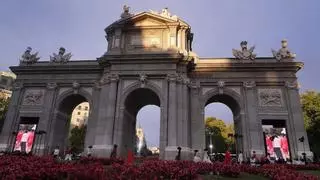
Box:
[263,126,290,161]
[14,124,37,154]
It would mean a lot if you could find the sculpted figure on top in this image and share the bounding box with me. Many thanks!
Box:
[120,5,133,19]
[150,8,178,21]
[20,47,40,64]
[271,39,296,61]
[232,41,256,60]
[50,47,72,63]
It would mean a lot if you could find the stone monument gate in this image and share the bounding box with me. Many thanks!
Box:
[0,7,312,160]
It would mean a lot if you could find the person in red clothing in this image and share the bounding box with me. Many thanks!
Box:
[224,149,231,165]
[280,134,289,161]
[126,147,134,164]
[266,135,274,157]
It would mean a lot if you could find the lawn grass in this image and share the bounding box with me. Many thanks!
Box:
[300,170,320,177]
[201,173,268,180]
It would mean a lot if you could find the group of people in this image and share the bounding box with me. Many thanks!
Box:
[51,144,119,161]
[192,148,233,164]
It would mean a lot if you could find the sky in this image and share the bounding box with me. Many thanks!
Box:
[1,0,320,147]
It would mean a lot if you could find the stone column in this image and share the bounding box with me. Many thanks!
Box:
[93,73,119,157]
[182,77,192,160]
[84,83,101,150]
[165,74,178,159]
[0,82,24,151]
[190,82,203,151]
[41,82,58,155]
[243,81,264,157]
[285,81,312,159]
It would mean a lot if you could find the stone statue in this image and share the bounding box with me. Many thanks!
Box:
[50,47,72,63]
[232,41,256,60]
[120,5,133,19]
[20,47,40,64]
[271,39,296,61]
[186,31,194,51]
[150,8,178,21]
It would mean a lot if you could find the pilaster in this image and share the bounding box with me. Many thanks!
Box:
[0,82,24,151]
[285,80,312,159]
[243,81,264,157]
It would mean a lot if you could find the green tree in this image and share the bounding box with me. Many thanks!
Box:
[0,97,10,132]
[205,117,234,153]
[301,90,320,157]
[69,125,87,153]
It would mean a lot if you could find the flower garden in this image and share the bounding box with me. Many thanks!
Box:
[0,155,320,180]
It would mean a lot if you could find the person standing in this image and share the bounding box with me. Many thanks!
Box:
[193,150,201,163]
[238,151,244,164]
[224,150,231,165]
[64,147,72,161]
[110,144,118,159]
[20,130,29,154]
[203,149,212,163]
[87,146,93,157]
[175,147,181,160]
[53,146,60,159]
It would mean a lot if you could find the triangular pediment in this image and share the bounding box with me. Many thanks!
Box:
[105,12,189,32]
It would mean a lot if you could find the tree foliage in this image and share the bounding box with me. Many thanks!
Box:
[301,90,320,157]
[205,117,235,153]
[69,125,87,154]
[0,97,10,132]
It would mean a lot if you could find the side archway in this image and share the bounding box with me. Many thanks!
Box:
[47,89,93,153]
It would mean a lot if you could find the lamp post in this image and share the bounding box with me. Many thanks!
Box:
[299,136,306,163]
[205,127,214,154]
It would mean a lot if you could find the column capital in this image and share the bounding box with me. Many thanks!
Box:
[99,73,119,85]
[12,82,23,91]
[46,82,57,90]
[285,80,299,90]
[243,81,256,89]
[166,73,178,82]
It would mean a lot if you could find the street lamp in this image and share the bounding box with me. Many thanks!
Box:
[209,144,213,154]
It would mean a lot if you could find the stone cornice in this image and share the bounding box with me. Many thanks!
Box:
[98,53,185,65]
[194,59,303,73]
[10,61,103,75]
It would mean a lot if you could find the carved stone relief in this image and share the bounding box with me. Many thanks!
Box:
[217,80,225,94]
[22,89,45,106]
[258,89,282,106]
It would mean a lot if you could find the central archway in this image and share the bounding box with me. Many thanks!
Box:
[119,87,162,157]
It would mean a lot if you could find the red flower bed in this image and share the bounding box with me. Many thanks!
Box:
[0,155,241,180]
[0,155,107,180]
[240,164,319,180]
[1,155,319,180]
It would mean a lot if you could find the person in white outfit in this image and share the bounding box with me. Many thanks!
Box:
[238,151,244,164]
[203,149,212,163]
[193,150,201,163]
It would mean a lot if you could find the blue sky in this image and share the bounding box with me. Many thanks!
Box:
[1,0,319,147]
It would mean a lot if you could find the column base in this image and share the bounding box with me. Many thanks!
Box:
[164,146,193,160]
